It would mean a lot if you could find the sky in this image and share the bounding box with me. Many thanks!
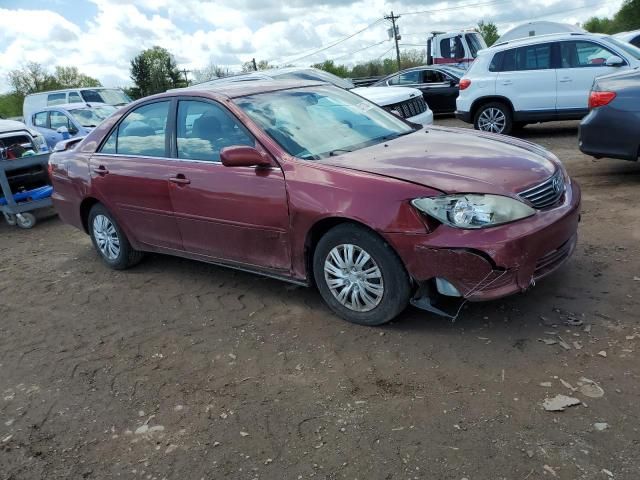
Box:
[0,0,625,92]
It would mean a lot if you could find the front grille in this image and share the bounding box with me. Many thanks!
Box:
[384,96,427,119]
[518,170,565,209]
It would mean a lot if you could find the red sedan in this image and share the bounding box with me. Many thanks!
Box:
[49,81,580,325]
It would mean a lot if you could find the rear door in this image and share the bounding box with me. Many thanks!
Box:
[89,100,183,251]
[496,42,556,115]
[556,40,625,114]
[167,99,291,272]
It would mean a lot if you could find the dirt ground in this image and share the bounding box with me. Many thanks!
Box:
[1,119,639,480]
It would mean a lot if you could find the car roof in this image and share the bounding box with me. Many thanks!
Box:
[25,87,116,97]
[489,32,608,50]
[35,102,112,112]
[166,79,328,99]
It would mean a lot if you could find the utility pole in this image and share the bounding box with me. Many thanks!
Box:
[181,68,190,85]
[385,11,401,71]
[252,58,258,71]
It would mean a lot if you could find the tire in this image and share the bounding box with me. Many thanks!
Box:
[88,204,143,270]
[474,102,513,135]
[313,224,411,326]
[16,212,36,229]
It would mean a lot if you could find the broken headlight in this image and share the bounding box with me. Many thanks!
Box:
[412,194,535,229]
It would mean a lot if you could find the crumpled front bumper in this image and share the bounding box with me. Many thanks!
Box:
[385,180,581,301]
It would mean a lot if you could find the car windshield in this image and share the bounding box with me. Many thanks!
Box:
[465,33,485,58]
[606,37,640,60]
[81,89,131,106]
[235,86,415,160]
[69,106,116,127]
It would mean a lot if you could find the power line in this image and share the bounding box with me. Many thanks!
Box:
[397,0,511,16]
[328,40,389,62]
[274,18,385,65]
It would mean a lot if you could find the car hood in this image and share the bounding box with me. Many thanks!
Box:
[0,119,30,133]
[320,126,559,196]
[351,86,423,107]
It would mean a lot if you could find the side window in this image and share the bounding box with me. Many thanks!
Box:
[489,51,504,72]
[423,70,445,83]
[33,112,48,128]
[69,92,82,103]
[101,130,117,154]
[50,111,71,130]
[388,71,420,85]
[631,36,640,48]
[176,100,254,162]
[515,43,552,70]
[560,41,617,68]
[101,101,169,157]
[440,38,452,58]
[47,93,66,106]
[501,49,517,71]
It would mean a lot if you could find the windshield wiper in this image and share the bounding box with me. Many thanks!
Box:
[329,149,352,156]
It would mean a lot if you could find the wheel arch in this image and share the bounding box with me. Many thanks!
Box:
[79,197,100,234]
[470,96,515,121]
[303,216,408,287]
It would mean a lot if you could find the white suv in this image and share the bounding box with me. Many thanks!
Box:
[456,32,640,134]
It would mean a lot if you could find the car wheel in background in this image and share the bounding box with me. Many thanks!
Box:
[88,204,143,270]
[474,102,512,135]
[313,224,411,326]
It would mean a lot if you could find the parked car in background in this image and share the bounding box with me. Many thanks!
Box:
[496,21,584,44]
[372,65,464,114]
[614,30,640,48]
[0,119,49,155]
[456,32,640,134]
[26,103,116,149]
[23,87,130,120]
[180,67,434,126]
[579,68,640,161]
[49,81,580,326]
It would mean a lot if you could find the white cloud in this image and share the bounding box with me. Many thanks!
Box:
[0,0,626,92]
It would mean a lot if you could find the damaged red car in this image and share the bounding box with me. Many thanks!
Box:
[49,81,580,325]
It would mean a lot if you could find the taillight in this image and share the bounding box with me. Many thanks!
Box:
[588,91,616,109]
[459,78,471,90]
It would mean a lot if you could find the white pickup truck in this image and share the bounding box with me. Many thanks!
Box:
[177,67,434,126]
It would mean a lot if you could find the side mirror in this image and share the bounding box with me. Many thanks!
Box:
[605,55,625,67]
[56,126,69,134]
[221,146,272,168]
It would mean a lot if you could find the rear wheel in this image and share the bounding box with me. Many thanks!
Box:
[88,204,143,270]
[474,102,512,135]
[313,224,411,326]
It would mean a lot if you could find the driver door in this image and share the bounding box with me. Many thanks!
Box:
[167,99,292,273]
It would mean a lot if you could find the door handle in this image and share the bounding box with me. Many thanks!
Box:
[169,175,190,185]
[559,77,572,83]
[502,80,513,85]
[93,166,109,175]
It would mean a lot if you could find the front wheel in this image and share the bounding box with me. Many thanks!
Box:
[88,204,143,270]
[313,224,411,326]
[474,102,512,135]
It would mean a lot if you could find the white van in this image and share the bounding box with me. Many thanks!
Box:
[23,88,131,120]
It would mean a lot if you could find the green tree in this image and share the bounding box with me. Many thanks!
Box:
[53,66,101,89]
[7,62,57,96]
[311,60,350,77]
[130,46,186,98]
[192,62,231,83]
[584,0,640,33]
[477,20,500,47]
[241,59,272,72]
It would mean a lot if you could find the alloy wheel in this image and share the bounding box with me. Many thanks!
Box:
[478,107,506,133]
[324,244,384,312]
[93,214,121,260]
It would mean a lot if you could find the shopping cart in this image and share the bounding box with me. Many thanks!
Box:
[0,152,53,229]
